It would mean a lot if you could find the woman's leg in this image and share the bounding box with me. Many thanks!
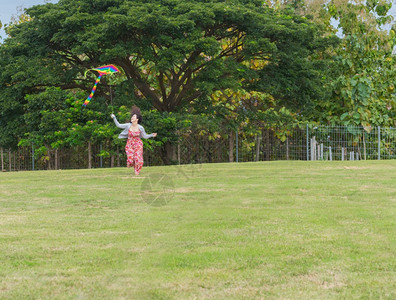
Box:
[134,144,144,175]
[125,143,135,168]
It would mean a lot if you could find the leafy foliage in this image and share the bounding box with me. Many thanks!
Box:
[0,0,394,165]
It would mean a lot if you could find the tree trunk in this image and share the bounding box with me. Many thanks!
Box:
[88,142,92,169]
[216,140,222,162]
[47,147,52,170]
[1,147,4,172]
[263,130,271,161]
[229,130,234,162]
[55,149,58,170]
[177,143,181,165]
[117,146,120,167]
[9,150,12,171]
[207,139,211,163]
[161,141,177,165]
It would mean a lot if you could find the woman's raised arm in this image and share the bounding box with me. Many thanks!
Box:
[111,114,129,129]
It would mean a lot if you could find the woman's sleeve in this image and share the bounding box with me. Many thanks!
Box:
[112,116,129,129]
[140,126,154,139]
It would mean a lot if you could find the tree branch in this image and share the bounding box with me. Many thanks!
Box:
[158,71,167,102]
[116,58,165,111]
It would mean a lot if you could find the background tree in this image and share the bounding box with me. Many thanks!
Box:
[327,0,396,128]
[274,0,396,127]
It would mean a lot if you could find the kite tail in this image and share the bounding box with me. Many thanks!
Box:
[83,74,103,106]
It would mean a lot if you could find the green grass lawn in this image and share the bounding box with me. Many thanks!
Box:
[0,161,395,299]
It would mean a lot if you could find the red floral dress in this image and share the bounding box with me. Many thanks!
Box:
[125,129,144,175]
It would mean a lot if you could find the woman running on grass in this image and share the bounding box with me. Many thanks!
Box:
[111,106,157,175]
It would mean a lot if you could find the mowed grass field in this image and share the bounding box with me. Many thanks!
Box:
[0,161,395,299]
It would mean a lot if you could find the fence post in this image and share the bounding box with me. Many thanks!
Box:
[256,134,261,161]
[32,143,35,171]
[235,129,239,163]
[378,126,381,160]
[310,136,316,160]
[341,147,344,161]
[320,143,323,160]
[306,124,309,161]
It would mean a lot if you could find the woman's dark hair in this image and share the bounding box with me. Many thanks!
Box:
[130,105,142,124]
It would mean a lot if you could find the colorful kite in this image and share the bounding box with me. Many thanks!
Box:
[83,64,120,106]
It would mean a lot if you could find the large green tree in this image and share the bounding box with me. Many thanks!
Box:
[0,0,334,163]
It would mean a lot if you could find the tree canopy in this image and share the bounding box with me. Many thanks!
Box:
[2,0,332,111]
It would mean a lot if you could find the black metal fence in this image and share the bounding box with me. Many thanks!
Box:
[1,125,395,172]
